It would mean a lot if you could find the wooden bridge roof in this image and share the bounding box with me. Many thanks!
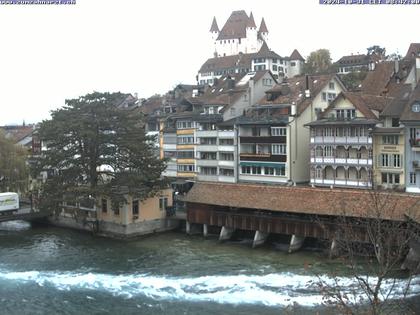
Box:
[185,182,420,222]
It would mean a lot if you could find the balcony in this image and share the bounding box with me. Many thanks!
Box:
[219,160,235,167]
[311,136,372,145]
[240,153,287,163]
[196,130,218,138]
[218,130,235,138]
[410,139,420,151]
[240,136,286,144]
[311,157,373,166]
[311,178,372,188]
[196,159,218,167]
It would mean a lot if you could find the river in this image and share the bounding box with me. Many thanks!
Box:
[0,221,419,315]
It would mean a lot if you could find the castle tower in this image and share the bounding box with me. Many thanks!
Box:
[209,17,219,57]
[245,12,258,54]
[258,18,269,44]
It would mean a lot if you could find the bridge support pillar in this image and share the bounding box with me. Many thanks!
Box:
[219,226,234,242]
[186,221,201,235]
[288,235,305,253]
[203,224,208,238]
[252,230,268,248]
[329,238,339,259]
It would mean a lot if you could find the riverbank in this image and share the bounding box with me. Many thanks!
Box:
[0,221,419,314]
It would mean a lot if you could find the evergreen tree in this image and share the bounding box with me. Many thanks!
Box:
[33,92,167,211]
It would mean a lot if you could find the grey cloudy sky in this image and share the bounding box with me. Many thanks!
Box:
[0,0,419,125]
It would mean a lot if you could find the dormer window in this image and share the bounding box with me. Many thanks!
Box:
[412,102,420,113]
[336,109,356,120]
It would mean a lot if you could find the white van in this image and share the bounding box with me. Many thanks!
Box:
[0,192,19,213]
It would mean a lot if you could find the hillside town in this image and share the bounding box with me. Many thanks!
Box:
[1,7,420,313]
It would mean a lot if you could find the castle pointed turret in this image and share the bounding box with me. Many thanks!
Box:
[258,17,269,33]
[247,12,257,28]
[210,16,219,33]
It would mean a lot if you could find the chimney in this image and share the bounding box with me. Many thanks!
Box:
[249,76,254,104]
[227,76,235,90]
[394,59,399,74]
[305,75,311,98]
[290,102,297,116]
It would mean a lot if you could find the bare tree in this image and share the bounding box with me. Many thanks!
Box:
[314,189,420,315]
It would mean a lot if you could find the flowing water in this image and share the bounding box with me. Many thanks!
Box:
[0,221,418,315]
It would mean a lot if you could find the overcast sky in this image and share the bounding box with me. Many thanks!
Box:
[0,0,419,125]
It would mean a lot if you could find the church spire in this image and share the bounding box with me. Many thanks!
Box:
[209,16,219,32]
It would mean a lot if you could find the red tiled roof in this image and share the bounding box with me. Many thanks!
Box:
[405,43,420,59]
[0,125,34,144]
[199,53,255,73]
[400,83,420,122]
[322,92,393,120]
[258,74,344,115]
[185,182,420,221]
[290,49,304,61]
[254,41,281,59]
[217,10,252,40]
[361,61,395,95]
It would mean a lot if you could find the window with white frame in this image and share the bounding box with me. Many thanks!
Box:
[381,173,400,184]
[271,127,286,136]
[380,154,389,167]
[176,121,193,129]
[382,135,399,145]
[329,82,335,90]
[410,172,416,184]
[271,144,286,155]
[177,164,195,172]
[177,136,194,144]
[159,197,168,211]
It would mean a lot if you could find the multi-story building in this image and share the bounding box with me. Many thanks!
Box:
[198,45,304,85]
[308,92,393,189]
[401,85,420,193]
[372,86,411,189]
[233,73,347,185]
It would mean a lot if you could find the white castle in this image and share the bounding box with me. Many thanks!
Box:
[210,10,268,57]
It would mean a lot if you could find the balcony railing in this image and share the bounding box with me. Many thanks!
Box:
[240,153,271,158]
[311,157,373,166]
[410,138,420,147]
[311,178,372,188]
[311,136,372,144]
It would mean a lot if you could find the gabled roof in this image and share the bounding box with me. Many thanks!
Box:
[400,84,420,122]
[209,17,219,32]
[254,41,281,59]
[336,54,369,66]
[199,53,255,73]
[361,61,395,95]
[290,49,304,61]
[258,74,346,115]
[217,10,252,40]
[380,84,412,117]
[258,17,268,33]
[0,125,34,144]
[405,43,420,59]
[247,12,256,28]
[322,92,393,120]
[185,182,418,221]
